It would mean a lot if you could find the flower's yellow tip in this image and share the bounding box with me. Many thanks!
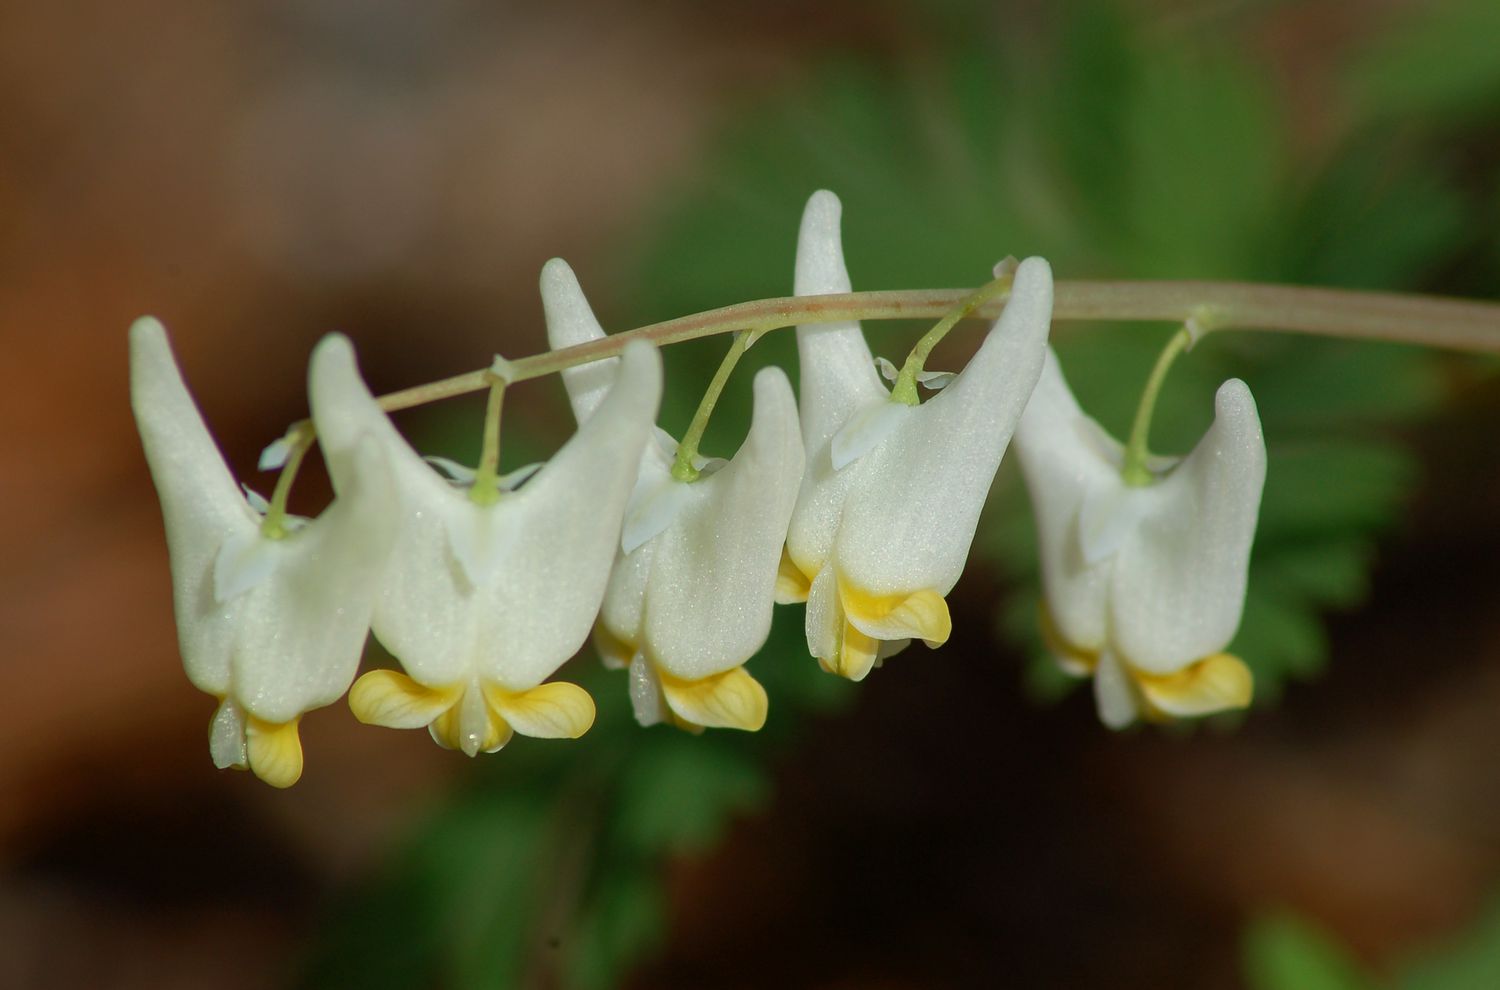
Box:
[430,694,512,755]
[840,584,951,648]
[593,624,635,671]
[1138,652,1254,718]
[245,716,303,789]
[349,669,461,729]
[486,682,597,739]
[775,548,812,605]
[660,665,768,731]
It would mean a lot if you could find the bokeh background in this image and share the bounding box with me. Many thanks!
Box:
[4,0,1500,987]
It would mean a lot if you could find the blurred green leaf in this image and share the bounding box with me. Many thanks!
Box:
[1399,897,1500,990]
[1242,913,1374,990]
[1345,0,1500,127]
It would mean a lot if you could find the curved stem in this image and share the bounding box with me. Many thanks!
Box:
[672,330,750,482]
[260,424,315,539]
[1121,324,1195,487]
[469,376,508,505]
[363,281,1500,417]
[890,269,1014,405]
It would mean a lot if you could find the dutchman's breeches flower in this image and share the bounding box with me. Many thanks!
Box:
[778,190,1054,680]
[310,333,663,756]
[130,318,398,787]
[542,260,805,732]
[1012,348,1266,729]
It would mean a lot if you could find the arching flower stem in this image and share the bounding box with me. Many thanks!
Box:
[280,280,1500,430]
[671,330,751,482]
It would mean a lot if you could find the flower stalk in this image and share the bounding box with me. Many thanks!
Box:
[1120,320,1198,487]
[260,423,315,539]
[469,375,509,505]
[890,269,1014,406]
[285,281,1500,428]
[671,330,751,482]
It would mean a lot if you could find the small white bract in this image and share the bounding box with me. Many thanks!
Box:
[776,190,1054,681]
[1012,348,1266,728]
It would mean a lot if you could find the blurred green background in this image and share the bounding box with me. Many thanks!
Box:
[4,1,1500,987]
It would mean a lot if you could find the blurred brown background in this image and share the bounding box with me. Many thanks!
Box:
[4,1,1500,988]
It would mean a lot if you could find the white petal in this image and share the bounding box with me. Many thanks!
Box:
[830,399,911,471]
[627,653,666,727]
[130,318,262,699]
[1012,348,1118,654]
[541,257,618,423]
[831,257,1053,597]
[643,367,805,680]
[803,563,842,664]
[1093,651,1140,730]
[229,434,399,724]
[1109,378,1266,673]
[793,191,888,455]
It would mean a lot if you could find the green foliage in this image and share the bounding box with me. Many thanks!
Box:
[1243,913,1374,990]
[1243,896,1500,990]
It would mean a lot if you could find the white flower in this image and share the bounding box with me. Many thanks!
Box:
[541,259,804,731]
[1012,348,1266,728]
[308,333,663,755]
[129,317,398,787]
[778,190,1054,680]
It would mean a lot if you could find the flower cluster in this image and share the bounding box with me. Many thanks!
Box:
[131,190,1267,787]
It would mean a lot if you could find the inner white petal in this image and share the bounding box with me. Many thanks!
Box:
[1093,651,1139,730]
[621,473,694,555]
[443,501,514,589]
[628,652,665,727]
[1078,482,1153,566]
[874,355,900,384]
[213,529,285,604]
[209,698,249,769]
[830,400,910,471]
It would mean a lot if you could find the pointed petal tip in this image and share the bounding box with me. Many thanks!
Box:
[1214,377,1259,419]
[796,191,852,297]
[541,257,607,350]
[129,315,167,345]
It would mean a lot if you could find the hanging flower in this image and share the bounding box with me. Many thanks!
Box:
[130,317,398,787]
[308,333,663,755]
[1012,348,1266,728]
[777,190,1054,680]
[541,259,804,731]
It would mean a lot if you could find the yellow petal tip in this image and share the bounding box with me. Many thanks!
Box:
[245,716,304,789]
[487,681,597,739]
[660,666,768,731]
